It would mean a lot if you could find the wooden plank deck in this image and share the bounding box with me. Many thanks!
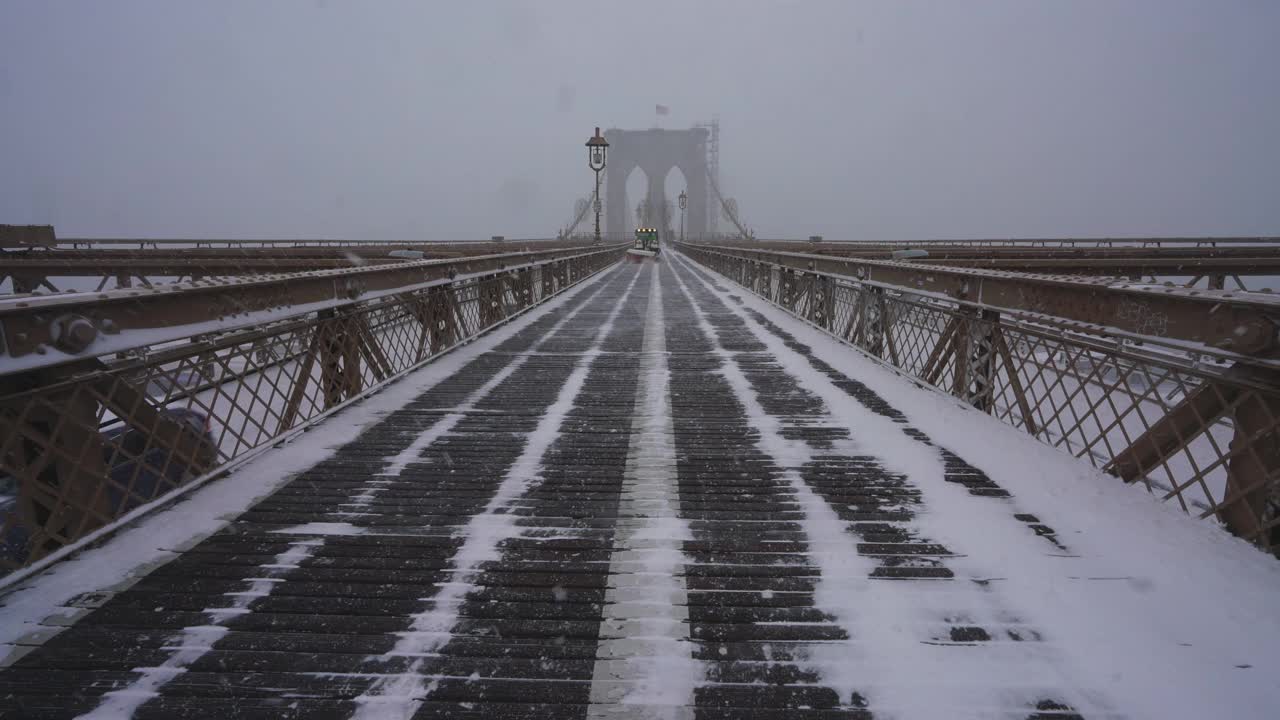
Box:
[0,258,1103,719]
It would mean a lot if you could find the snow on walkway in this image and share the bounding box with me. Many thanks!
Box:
[588,262,701,719]
[670,250,1280,720]
[668,253,1112,717]
[73,539,323,720]
[0,265,620,656]
[59,267,632,720]
[359,268,618,487]
[5,252,1280,720]
[350,268,643,720]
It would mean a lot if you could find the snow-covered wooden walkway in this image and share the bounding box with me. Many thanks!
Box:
[3,255,1280,719]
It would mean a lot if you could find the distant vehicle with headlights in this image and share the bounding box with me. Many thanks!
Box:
[627,227,660,263]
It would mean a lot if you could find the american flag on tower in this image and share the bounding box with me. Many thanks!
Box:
[655,104,670,116]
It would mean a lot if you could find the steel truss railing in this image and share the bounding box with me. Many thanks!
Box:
[737,236,1280,248]
[0,236,599,294]
[0,245,625,574]
[706,239,1280,293]
[677,242,1280,554]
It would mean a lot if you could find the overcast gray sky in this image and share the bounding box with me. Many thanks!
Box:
[1,1,1277,240]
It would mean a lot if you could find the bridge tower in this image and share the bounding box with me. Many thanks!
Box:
[604,127,709,241]
[696,116,720,237]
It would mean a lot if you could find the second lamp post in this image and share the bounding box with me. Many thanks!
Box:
[586,127,609,244]
[678,189,688,243]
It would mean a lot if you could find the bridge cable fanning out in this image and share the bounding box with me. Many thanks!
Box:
[707,170,751,240]
[561,185,598,239]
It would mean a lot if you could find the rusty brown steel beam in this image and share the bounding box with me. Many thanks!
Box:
[1103,363,1280,541]
[1105,377,1238,484]
[5,248,421,260]
[29,233,1280,250]
[1,256,409,276]
[677,242,1280,358]
[36,236,573,249]
[735,236,1280,248]
[679,242,1280,552]
[740,240,1280,256]
[2,239,595,264]
[4,238,589,256]
[0,225,57,248]
[913,247,1278,259]
[0,244,628,372]
[712,239,1280,274]
[0,241,604,288]
[1,246,624,572]
[11,236,1278,286]
[915,256,1280,276]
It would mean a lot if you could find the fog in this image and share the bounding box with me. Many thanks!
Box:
[1,0,1277,240]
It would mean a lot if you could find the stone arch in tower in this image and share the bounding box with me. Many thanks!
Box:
[604,127,709,241]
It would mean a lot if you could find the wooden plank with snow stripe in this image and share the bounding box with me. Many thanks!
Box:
[0,258,1112,720]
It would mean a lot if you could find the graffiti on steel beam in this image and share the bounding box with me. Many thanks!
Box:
[1116,297,1170,338]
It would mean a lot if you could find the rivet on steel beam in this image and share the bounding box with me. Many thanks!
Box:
[50,314,99,353]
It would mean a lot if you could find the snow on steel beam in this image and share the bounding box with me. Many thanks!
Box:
[728,236,1280,248]
[0,256,409,276]
[0,225,57,249]
[678,242,1280,358]
[720,239,1280,272]
[0,244,628,375]
[47,236,576,249]
[914,256,1280,275]
[4,239,594,260]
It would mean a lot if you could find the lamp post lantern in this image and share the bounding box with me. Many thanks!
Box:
[586,127,609,244]
[678,189,688,243]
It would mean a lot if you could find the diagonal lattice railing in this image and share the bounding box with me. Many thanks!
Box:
[0,245,625,574]
[677,242,1280,554]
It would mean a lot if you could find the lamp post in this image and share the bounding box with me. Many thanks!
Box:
[586,127,609,244]
[678,189,688,244]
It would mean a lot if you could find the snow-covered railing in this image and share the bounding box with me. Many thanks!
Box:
[725,235,1280,248]
[0,244,626,575]
[0,236,597,294]
[709,237,1280,290]
[0,245,617,370]
[678,241,1280,554]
